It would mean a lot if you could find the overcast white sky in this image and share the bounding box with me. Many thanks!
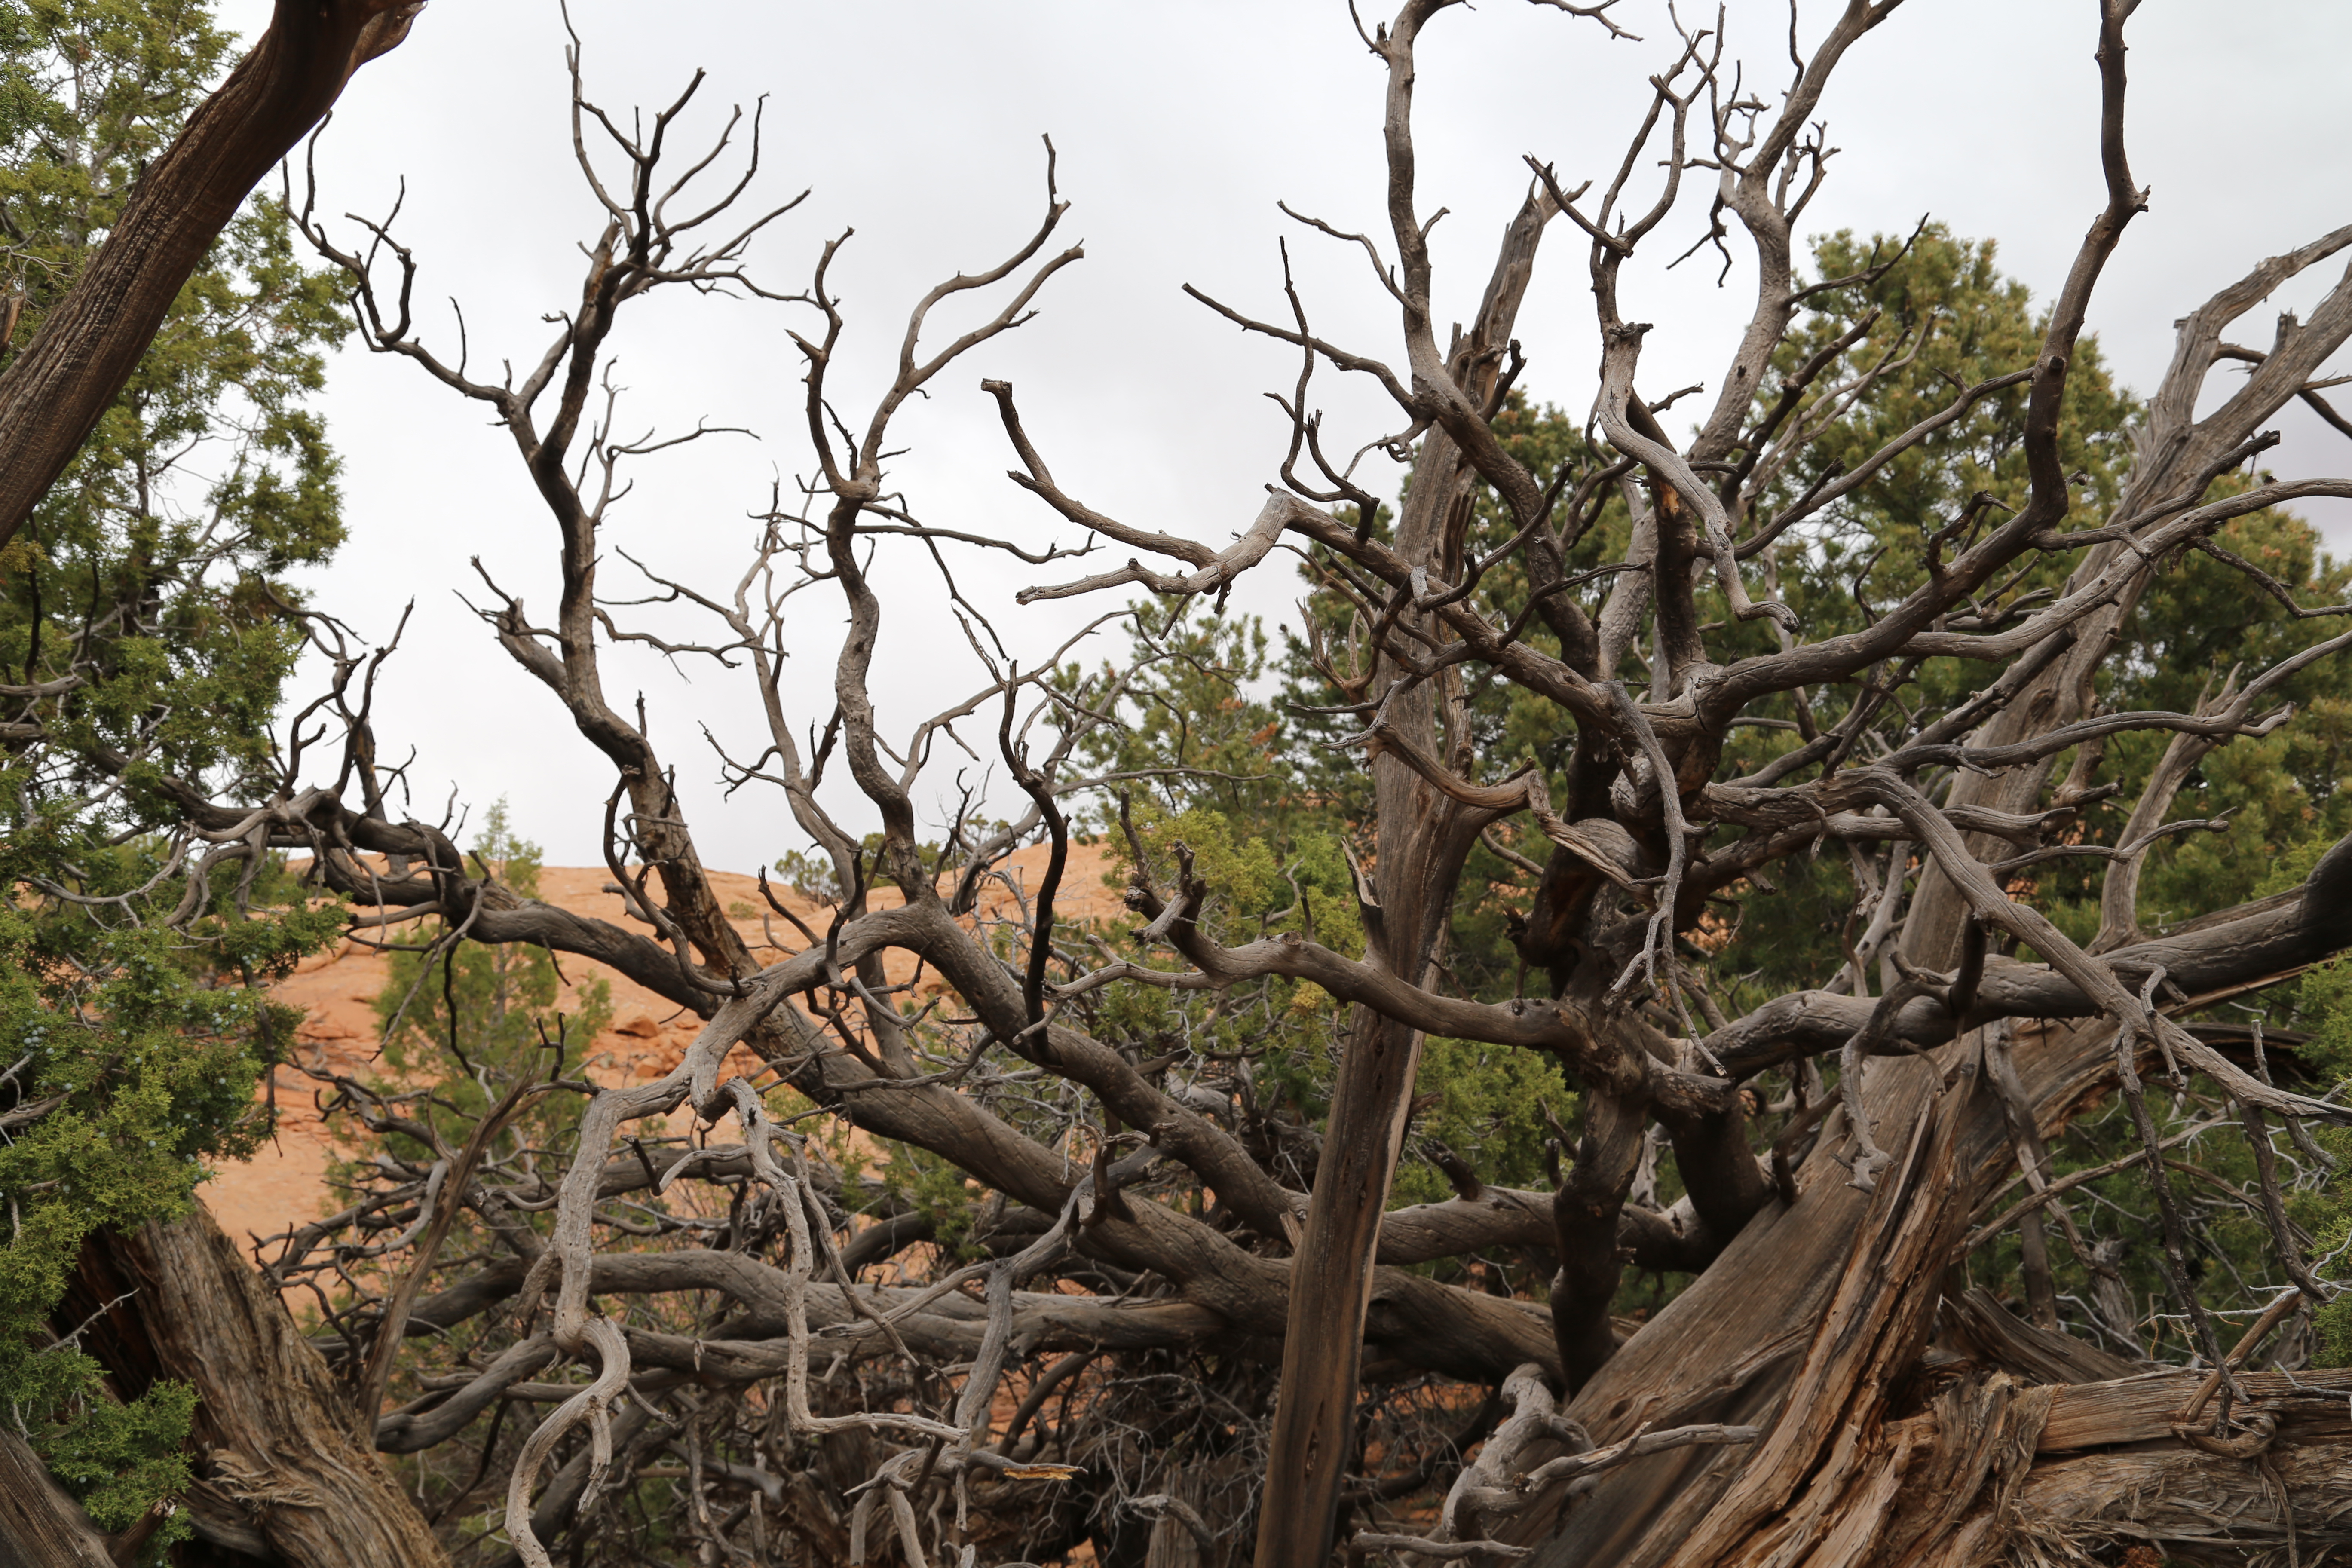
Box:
[213,0,2352,873]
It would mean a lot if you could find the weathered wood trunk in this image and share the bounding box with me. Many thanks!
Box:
[1252,174,1558,1565]
[0,1432,118,1568]
[1506,1022,2352,1566]
[1250,98,1580,1545]
[61,1206,449,1568]
[1142,1458,1246,1568]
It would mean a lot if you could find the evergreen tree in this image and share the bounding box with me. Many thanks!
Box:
[372,800,613,1136]
[0,0,352,1538]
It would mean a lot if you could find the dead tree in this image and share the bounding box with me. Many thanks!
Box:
[41,2,2352,1563]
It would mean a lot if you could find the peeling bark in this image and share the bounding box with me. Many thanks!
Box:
[0,1433,115,1568]
[61,1207,448,1568]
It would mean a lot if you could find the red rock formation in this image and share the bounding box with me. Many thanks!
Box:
[206,843,1119,1250]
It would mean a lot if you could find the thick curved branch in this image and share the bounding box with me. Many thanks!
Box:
[0,0,422,547]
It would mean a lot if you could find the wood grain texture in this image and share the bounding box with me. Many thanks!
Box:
[1655,1083,1970,1568]
[71,1207,449,1568]
[0,1432,115,1568]
[1938,1286,2144,1387]
[2000,1443,2352,1563]
[2038,1367,2352,1452]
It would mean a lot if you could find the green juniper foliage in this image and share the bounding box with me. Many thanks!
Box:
[1053,597,1575,1222]
[372,800,613,1133]
[0,0,352,1540]
[1732,230,2352,1351]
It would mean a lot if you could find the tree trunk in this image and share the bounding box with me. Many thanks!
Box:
[1254,177,1557,1568]
[1506,1010,2352,1565]
[1142,1459,1240,1568]
[0,1432,116,1568]
[0,0,420,549]
[61,1206,450,1568]
[1256,1009,1430,1566]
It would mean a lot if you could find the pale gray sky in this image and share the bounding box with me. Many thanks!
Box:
[217,1,2352,871]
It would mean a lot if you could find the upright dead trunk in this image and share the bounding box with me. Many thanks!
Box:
[61,1206,450,1568]
[1251,174,1558,1564]
[1254,618,1471,1567]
